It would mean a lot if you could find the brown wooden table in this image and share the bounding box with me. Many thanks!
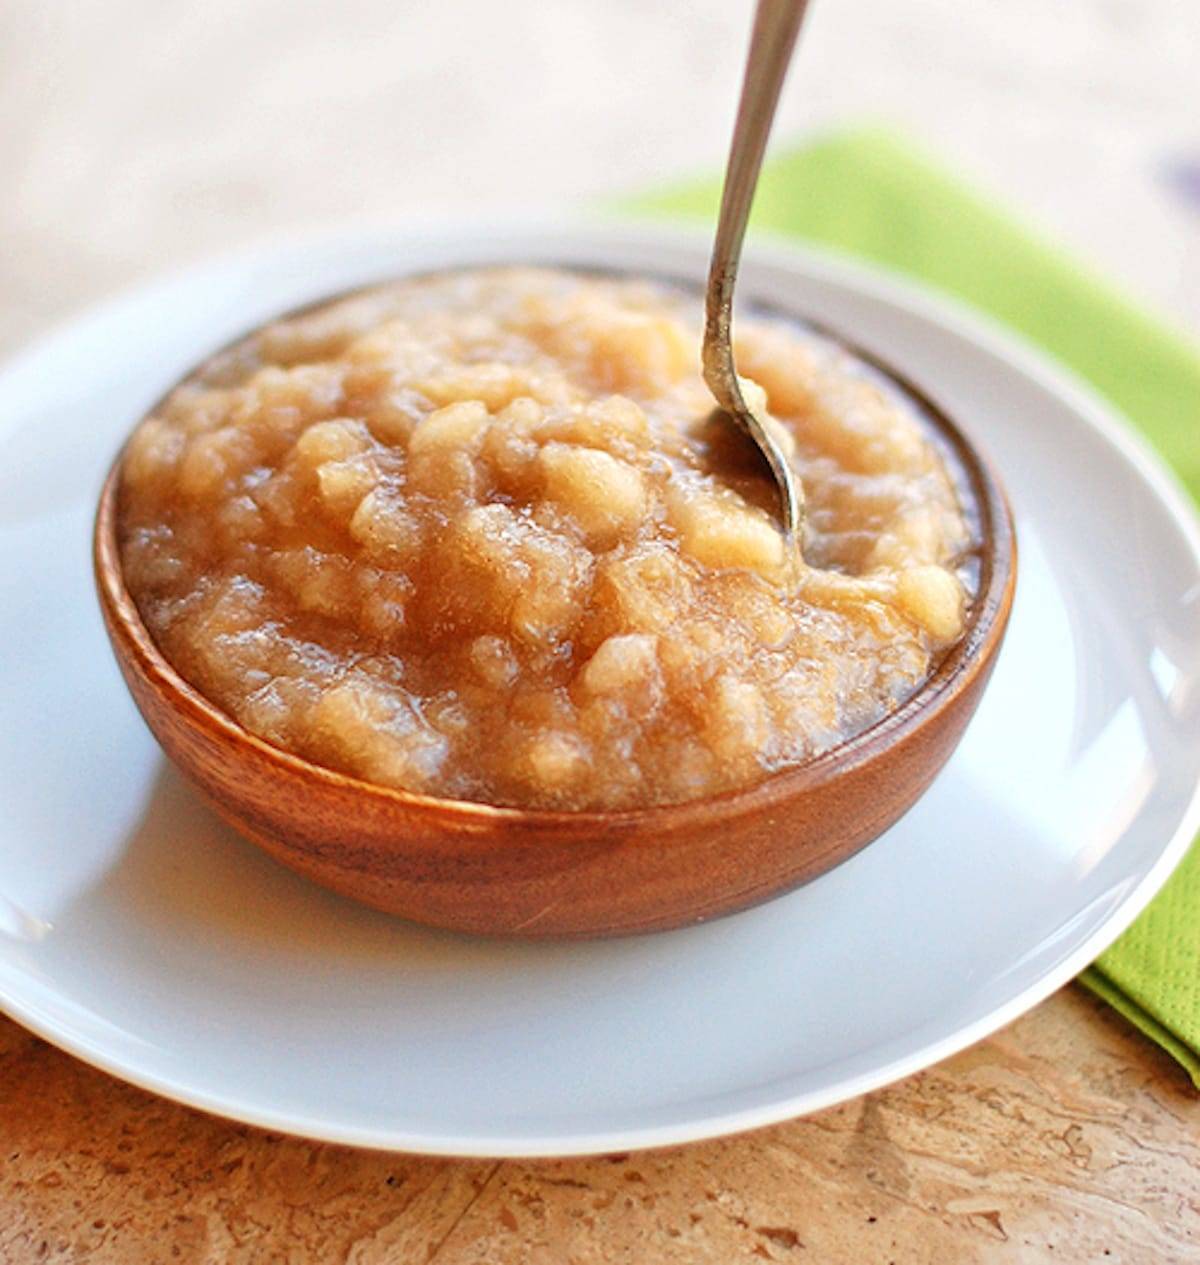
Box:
[1,991,1197,1262]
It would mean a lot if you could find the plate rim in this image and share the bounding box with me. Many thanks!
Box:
[1,216,1198,1156]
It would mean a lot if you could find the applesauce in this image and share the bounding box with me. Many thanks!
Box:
[117,267,979,810]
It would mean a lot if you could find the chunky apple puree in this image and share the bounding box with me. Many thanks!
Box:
[118,267,978,809]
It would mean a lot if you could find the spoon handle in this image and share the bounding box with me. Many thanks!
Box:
[703,0,812,540]
[707,0,810,326]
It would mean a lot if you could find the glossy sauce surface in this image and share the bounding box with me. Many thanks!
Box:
[118,268,978,808]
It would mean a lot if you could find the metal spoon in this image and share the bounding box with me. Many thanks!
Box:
[703,0,813,545]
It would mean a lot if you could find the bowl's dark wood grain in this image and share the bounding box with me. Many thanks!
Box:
[94,347,1015,939]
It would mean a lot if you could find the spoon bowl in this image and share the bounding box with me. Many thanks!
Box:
[94,279,1015,939]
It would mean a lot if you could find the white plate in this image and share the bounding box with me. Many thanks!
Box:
[1,223,1198,1157]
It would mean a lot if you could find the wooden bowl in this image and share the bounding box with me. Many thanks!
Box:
[94,326,1015,940]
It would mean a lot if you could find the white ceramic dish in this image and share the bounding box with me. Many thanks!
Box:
[1,223,1198,1157]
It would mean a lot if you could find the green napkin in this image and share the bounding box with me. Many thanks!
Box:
[628,128,1200,1086]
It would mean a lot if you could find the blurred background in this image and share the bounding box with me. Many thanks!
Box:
[3,0,1197,355]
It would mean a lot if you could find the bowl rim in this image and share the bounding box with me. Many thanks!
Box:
[93,265,1017,831]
